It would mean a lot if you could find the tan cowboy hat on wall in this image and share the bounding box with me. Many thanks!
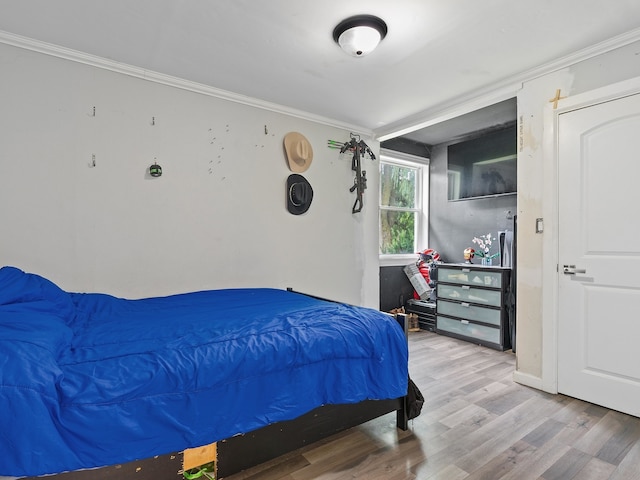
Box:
[283,132,313,173]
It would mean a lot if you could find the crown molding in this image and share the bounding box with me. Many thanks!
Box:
[376,26,640,141]
[0,30,373,137]
[4,25,640,143]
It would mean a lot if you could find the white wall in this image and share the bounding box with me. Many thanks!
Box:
[514,39,640,387]
[0,42,381,307]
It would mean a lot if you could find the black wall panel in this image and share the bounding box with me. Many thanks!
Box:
[379,265,414,311]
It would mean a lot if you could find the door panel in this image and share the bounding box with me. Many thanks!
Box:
[558,93,640,417]
[584,285,640,380]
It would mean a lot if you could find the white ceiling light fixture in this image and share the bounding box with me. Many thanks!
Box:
[333,14,388,57]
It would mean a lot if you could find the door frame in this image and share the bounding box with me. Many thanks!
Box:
[541,75,640,394]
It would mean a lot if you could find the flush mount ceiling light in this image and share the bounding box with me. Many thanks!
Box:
[333,14,388,57]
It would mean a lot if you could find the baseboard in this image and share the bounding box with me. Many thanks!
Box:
[512,370,544,391]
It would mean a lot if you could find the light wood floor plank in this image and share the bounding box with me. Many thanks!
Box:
[521,418,565,447]
[422,464,468,480]
[540,447,592,480]
[608,436,640,480]
[553,406,609,447]
[595,411,640,466]
[439,403,490,429]
[461,440,537,480]
[498,439,572,480]
[573,410,631,457]
[574,457,618,480]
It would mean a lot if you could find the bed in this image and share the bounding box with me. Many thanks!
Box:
[0,266,409,479]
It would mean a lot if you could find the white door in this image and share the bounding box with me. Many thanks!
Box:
[557,92,640,417]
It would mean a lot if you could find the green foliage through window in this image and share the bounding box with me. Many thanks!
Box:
[379,160,420,255]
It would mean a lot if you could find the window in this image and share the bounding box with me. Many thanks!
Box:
[379,149,428,263]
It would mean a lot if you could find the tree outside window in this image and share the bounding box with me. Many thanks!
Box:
[379,159,421,255]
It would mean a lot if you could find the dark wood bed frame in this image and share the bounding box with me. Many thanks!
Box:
[24,291,409,480]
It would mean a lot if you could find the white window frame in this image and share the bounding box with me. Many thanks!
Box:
[379,148,429,267]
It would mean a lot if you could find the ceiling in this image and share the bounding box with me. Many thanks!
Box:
[1,1,640,145]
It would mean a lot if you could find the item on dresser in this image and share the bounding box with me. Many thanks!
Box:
[435,263,512,351]
[463,247,476,263]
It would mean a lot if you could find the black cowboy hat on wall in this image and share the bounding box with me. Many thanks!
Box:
[286,174,313,215]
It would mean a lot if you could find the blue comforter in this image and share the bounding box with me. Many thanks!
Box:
[0,267,408,477]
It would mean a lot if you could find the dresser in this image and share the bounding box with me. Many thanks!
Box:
[436,263,512,351]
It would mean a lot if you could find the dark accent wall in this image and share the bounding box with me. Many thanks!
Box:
[428,140,517,264]
[379,266,414,311]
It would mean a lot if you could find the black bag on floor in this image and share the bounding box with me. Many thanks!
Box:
[407,376,424,420]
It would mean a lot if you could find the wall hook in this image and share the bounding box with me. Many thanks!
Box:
[151,116,155,126]
[89,154,96,168]
[149,159,162,177]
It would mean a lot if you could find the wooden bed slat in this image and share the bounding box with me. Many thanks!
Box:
[183,443,217,471]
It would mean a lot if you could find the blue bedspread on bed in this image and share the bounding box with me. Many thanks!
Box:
[0,266,408,477]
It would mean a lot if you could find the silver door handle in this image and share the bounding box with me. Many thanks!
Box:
[563,265,586,275]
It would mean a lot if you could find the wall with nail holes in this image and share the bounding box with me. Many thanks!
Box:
[0,42,381,306]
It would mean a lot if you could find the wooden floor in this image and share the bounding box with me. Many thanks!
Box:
[224,330,640,480]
